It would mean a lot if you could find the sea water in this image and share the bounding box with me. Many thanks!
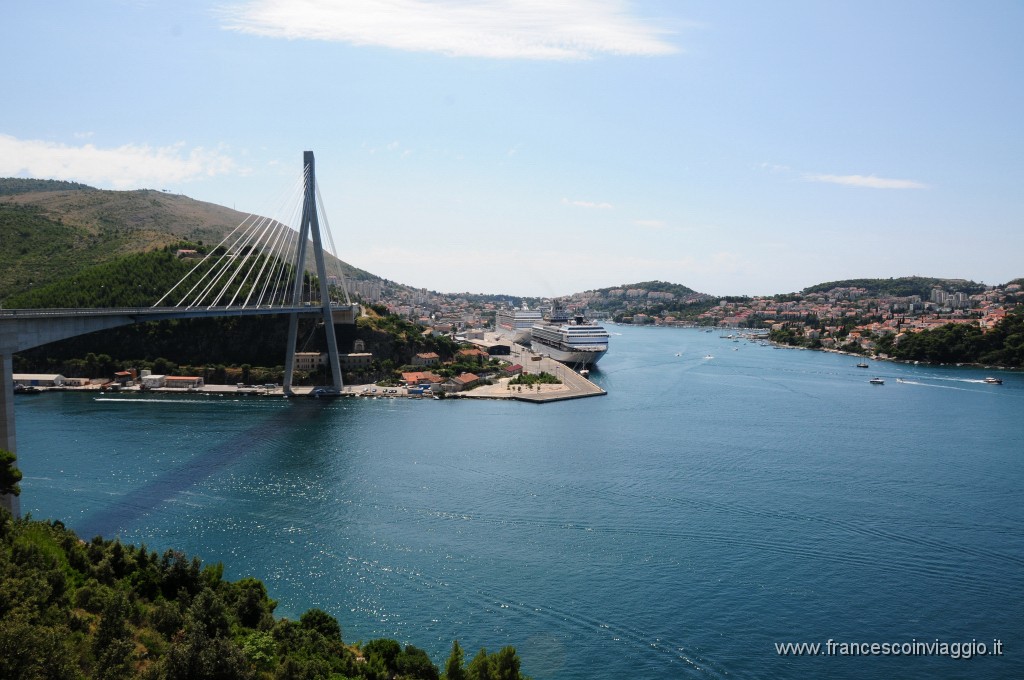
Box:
[17,326,1024,678]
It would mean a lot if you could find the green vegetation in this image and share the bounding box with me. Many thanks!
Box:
[600,280,698,296]
[878,309,1024,366]
[7,249,200,309]
[508,372,560,386]
[768,326,809,348]
[346,310,460,383]
[0,202,114,301]
[0,510,528,679]
[801,276,986,299]
[1,450,22,497]
[771,310,1024,367]
[0,178,95,197]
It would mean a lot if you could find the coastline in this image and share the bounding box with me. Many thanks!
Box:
[15,335,607,403]
[766,339,1019,372]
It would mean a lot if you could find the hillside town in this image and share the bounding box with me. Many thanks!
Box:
[365,278,1023,358]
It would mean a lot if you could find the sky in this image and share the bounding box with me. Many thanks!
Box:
[2,1,1022,297]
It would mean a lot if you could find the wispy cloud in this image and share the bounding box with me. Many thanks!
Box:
[758,162,790,174]
[562,197,613,209]
[633,219,665,229]
[218,0,679,60]
[803,173,928,190]
[0,134,240,189]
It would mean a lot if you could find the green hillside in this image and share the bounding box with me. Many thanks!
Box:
[588,280,700,297]
[801,276,986,298]
[0,179,378,302]
[6,250,195,309]
[580,280,715,322]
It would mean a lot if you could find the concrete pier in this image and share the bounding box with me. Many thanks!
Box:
[460,334,606,403]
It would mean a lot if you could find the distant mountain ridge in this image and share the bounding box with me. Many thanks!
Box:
[584,279,703,297]
[800,276,988,299]
[0,178,95,196]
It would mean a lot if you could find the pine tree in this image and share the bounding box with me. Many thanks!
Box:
[0,449,22,497]
[444,640,466,680]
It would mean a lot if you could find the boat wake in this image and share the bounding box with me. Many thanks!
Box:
[893,380,983,392]
[94,397,233,405]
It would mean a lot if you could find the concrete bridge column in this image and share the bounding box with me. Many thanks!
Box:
[1,354,20,517]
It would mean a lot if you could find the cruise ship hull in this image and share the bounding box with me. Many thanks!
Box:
[530,342,607,367]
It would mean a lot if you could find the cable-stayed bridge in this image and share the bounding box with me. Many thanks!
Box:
[1,151,358,516]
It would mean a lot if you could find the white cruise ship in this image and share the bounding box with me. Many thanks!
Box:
[530,304,609,368]
[495,304,543,344]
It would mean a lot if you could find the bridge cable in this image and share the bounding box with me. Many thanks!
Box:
[315,180,351,305]
[246,219,290,307]
[203,170,304,308]
[152,213,258,307]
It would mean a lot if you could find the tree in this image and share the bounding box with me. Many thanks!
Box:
[233,577,275,629]
[491,647,522,680]
[363,639,402,676]
[466,648,493,680]
[444,639,466,680]
[397,644,439,680]
[299,608,342,641]
[0,449,22,497]
[93,591,136,680]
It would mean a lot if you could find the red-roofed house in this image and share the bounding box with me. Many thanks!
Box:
[401,371,443,386]
[456,348,488,363]
[448,373,481,391]
[412,352,440,366]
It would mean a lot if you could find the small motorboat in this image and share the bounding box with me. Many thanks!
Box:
[869,377,885,385]
[983,377,1003,385]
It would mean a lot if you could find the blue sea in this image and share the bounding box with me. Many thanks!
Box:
[17,326,1024,678]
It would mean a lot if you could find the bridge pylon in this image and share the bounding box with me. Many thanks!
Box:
[1,354,19,517]
[282,151,343,395]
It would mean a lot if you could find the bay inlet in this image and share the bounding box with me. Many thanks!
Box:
[18,325,1023,679]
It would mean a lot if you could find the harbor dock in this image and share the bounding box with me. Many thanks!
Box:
[459,335,606,403]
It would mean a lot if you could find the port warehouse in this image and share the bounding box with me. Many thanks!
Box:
[13,374,68,387]
[12,373,204,389]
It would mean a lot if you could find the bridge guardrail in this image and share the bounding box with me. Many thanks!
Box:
[0,303,358,319]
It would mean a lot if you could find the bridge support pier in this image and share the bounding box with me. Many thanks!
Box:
[1,353,20,517]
